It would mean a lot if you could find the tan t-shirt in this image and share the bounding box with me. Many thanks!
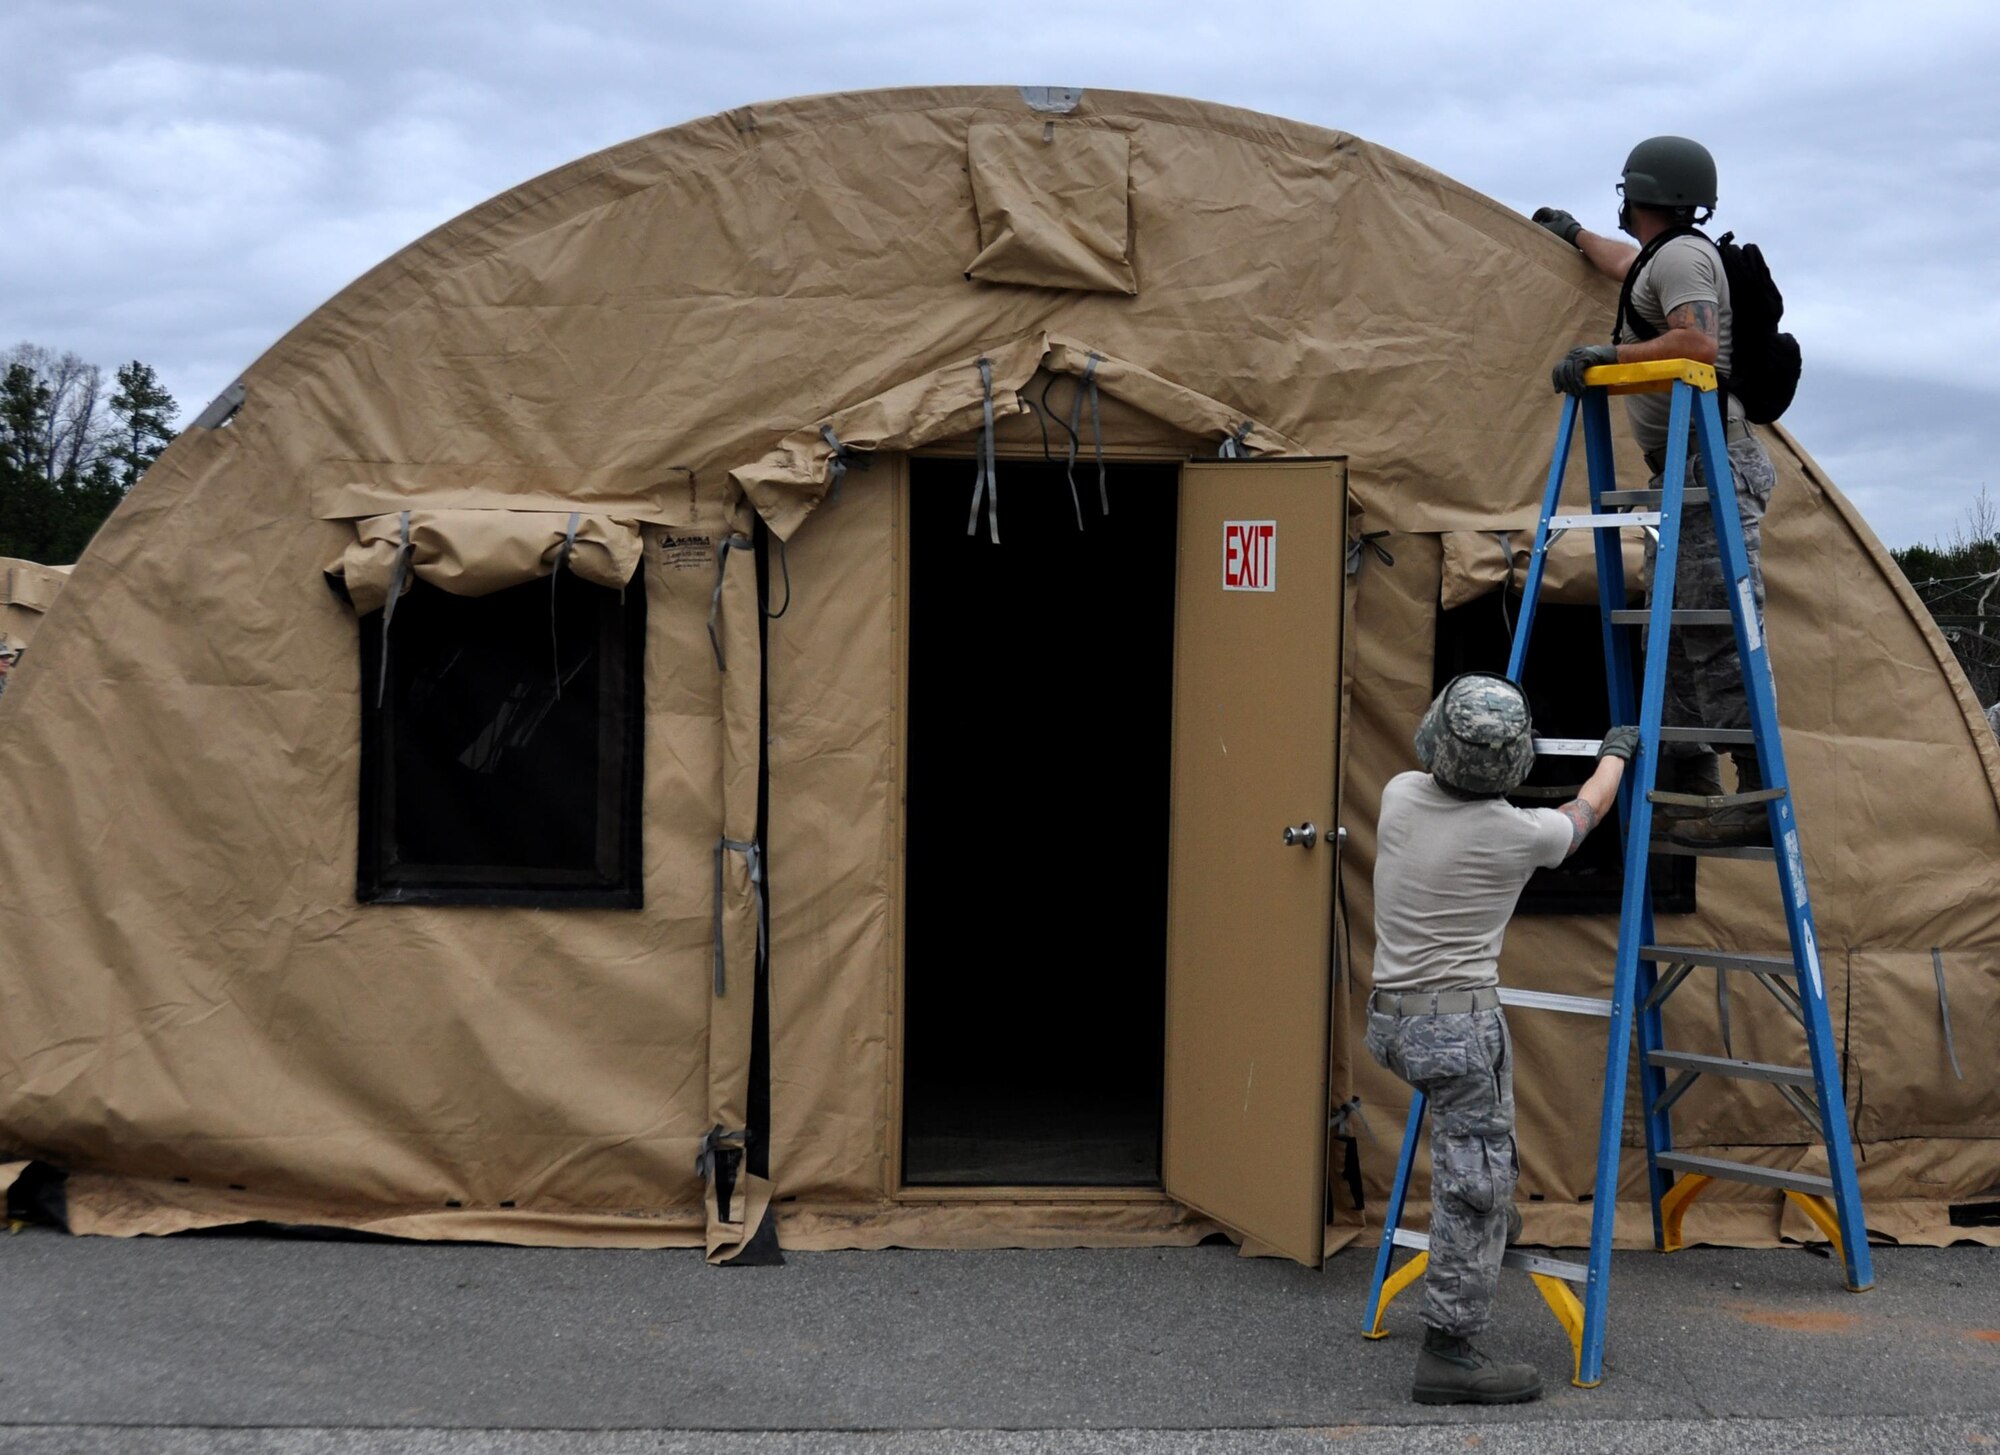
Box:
[1620,233,1744,453]
[1370,771,1573,993]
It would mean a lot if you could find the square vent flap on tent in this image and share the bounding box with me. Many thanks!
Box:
[964,122,1137,295]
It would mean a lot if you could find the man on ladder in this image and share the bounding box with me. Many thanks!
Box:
[1366,675,1636,1404]
[1534,135,1779,846]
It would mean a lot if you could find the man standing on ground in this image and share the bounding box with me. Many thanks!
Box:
[1533,135,1778,847]
[1368,673,1635,1404]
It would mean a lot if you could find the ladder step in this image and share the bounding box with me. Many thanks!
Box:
[1657,726,1756,747]
[1640,945,1798,974]
[1649,840,1776,863]
[1646,1049,1816,1088]
[1532,737,1604,757]
[1390,1227,1588,1283]
[1498,987,1613,1018]
[1646,787,1786,809]
[1598,489,1663,508]
[1550,511,1661,531]
[1655,1152,1835,1198]
[1610,609,1734,626]
[1535,730,1757,754]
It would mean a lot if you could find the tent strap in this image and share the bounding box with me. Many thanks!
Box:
[375,510,413,708]
[966,357,999,543]
[1932,947,1965,1080]
[1219,421,1256,458]
[549,510,579,698]
[1063,353,1108,528]
[695,1124,750,1181]
[706,534,756,671]
[712,836,766,997]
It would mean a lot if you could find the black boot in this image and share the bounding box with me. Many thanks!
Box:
[1413,1326,1544,1405]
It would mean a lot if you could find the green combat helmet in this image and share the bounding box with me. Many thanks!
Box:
[1620,135,1717,211]
[1414,672,1536,796]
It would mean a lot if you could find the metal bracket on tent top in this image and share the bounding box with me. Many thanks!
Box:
[1019,87,1084,113]
[191,380,246,430]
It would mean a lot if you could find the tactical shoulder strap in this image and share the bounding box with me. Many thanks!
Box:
[1614,225,1706,344]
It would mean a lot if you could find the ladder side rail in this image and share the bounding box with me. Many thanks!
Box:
[1506,395,1583,681]
[1577,381,1697,1387]
[1362,1088,1430,1335]
[1579,391,1674,1242]
[1688,392,1875,1292]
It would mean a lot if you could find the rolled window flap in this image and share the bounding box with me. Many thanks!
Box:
[325,509,644,614]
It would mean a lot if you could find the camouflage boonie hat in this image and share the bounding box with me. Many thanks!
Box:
[1413,672,1535,795]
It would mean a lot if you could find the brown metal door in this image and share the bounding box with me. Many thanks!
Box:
[1163,457,1346,1267]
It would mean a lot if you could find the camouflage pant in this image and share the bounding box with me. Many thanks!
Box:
[1645,434,1778,753]
[1365,1005,1516,1336]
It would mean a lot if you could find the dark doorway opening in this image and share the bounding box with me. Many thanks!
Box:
[1433,591,1694,916]
[902,457,1180,1187]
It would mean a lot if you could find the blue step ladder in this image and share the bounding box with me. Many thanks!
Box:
[1359,359,1873,1387]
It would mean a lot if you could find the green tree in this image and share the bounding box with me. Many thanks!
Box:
[0,344,179,563]
[1892,489,2000,708]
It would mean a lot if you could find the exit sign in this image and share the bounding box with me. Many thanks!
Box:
[1223,520,1276,592]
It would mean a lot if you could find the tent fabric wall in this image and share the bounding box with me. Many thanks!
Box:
[0,86,1994,1251]
[1,559,70,654]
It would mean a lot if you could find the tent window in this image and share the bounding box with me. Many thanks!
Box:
[1433,591,1695,916]
[356,573,645,907]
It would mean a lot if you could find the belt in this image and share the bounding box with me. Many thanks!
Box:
[1369,986,1500,1016]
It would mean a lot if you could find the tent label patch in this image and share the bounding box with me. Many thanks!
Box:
[1223,520,1276,592]
[659,533,716,571]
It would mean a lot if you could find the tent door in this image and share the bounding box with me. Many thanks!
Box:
[1162,457,1346,1267]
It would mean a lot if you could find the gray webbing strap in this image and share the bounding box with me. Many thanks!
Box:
[820,424,848,503]
[1932,947,1965,1080]
[1062,354,1108,527]
[375,510,413,707]
[966,357,999,542]
[706,534,755,671]
[712,836,765,997]
[550,511,579,699]
[1219,421,1255,459]
[695,1124,749,1180]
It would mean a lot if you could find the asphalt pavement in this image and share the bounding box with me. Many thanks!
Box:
[1,1226,1996,1452]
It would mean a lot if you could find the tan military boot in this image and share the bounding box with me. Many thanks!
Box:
[1670,753,1773,849]
[1413,1327,1545,1405]
[1653,751,1724,828]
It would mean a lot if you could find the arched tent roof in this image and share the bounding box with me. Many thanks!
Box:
[0,87,1994,1252]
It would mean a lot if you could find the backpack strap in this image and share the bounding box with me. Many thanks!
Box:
[1615,224,1738,421]
[1613,224,1706,344]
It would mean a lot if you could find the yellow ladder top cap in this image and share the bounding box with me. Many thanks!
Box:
[1583,359,1718,394]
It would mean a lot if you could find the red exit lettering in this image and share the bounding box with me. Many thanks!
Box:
[1223,520,1277,592]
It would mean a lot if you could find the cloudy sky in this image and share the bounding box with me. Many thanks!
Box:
[4,1,1996,548]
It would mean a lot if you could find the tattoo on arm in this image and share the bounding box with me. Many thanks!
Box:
[1665,299,1720,340]
[1557,798,1598,856]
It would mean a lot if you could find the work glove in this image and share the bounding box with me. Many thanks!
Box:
[1597,725,1641,762]
[1532,206,1583,246]
[1551,343,1620,395]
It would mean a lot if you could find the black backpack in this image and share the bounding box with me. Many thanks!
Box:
[1616,225,1801,424]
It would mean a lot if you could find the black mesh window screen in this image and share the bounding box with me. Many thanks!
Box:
[1433,591,1694,916]
[357,574,645,907]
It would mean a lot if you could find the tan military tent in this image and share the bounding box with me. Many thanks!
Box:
[1,87,1995,1263]
[0,558,70,658]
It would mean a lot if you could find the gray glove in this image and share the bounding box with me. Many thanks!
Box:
[1598,725,1641,762]
[1532,206,1583,246]
[1551,343,1620,395]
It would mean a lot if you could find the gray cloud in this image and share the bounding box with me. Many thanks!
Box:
[3,1,1995,546]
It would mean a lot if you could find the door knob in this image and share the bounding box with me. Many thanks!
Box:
[1283,822,1318,849]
